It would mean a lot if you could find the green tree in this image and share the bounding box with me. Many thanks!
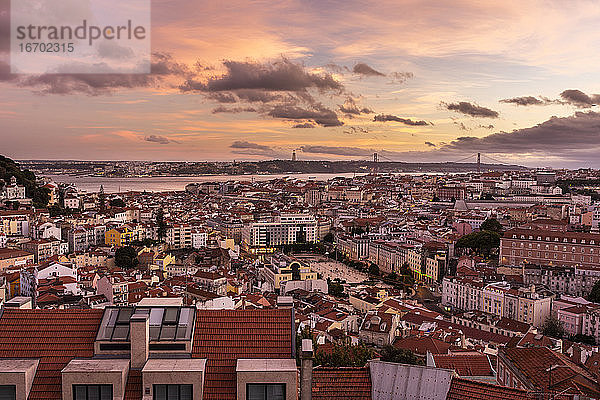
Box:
[368,263,380,276]
[315,343,374,367]
[327,277,346,297]
[98,185,106,212]
[572,334,596,345]
[0,155,49,208]
[380,345,424,365]
[156,208,167,242]
[115,246,139,270]
[455,231,500,258]
[400,262,411,276]
[541,316,566,339]
[110,198,126,208]
[481,218,503,233]
[323,232,334,243]
[589,280,600,303]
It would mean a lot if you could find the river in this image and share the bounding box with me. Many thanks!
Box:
[43,173,368,193]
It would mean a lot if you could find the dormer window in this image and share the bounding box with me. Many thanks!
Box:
[0,386,16,400]
[247,384,286,400]
[153,384,193,400]
[74,385,112,400]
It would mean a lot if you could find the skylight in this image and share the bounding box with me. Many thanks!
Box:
[96,306,195,342]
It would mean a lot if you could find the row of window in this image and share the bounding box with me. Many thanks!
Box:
[510,235,597,245]
[0,383,286,400]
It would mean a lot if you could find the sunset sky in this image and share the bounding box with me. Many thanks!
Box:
[2,0,600,167]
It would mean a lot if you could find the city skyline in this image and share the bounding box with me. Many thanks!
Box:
[2,0,600,167]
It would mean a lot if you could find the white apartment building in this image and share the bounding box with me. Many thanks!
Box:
[167,224,192,249]
[242,213,317,249]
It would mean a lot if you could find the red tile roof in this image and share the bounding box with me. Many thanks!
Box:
[192,309,294,400]
[124,370,142,400]
[0,308,294,400]
[502,347,600,397]
[312,367,371,400]
[394,336,451,355]
[447,377,531,400]
[0,309,104,399]
[433,353,493,377]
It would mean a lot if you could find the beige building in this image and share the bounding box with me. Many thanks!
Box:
[0,248,34,271]
[443,277,554,327]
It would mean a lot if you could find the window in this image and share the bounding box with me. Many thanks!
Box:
[73,385,112,400]
[153,384,192,400]
[0,385,16,400]
[247,384,286,400]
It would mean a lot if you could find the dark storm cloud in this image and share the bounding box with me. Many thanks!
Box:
[338,98,373,115]
[230,141,278,156]
[300,145,373,157]
[499,96,544,106]
[267,104,343,127]
[208,92,237,103]
[19,74,159,95]
[144,135,177,144]
[326,63,413,83]
[292,123,316,128]
[180,58,343,93]
[425,141,436,147]
[352,63,385,77]
[16,53,191,95]
[560,89,600,107]
[234,89,285,103]
[439,111,600,159]
[443,101,499,118]
[373,114,429,126]
[211,106,257,114]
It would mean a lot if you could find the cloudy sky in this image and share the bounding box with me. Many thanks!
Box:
[2,0,600,167]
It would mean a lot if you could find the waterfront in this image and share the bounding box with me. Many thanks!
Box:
[44,173,367,193]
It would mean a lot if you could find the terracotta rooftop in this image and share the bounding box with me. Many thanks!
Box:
[191,308,294,400]
[394,336,451,355]
[447,377,531,400]
[432,353,493,377]
[0,308,294,400]
[501,347,600,397]
[312,367,372,400]
[0,309,104,399]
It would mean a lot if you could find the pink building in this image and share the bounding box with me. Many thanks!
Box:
[557,305,588,336]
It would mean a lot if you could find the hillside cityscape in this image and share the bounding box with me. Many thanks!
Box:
[4,0,600,399]
[2,153,600,399]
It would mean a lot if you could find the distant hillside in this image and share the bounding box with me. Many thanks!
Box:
[0,155,49,208]
[236,160,528,174]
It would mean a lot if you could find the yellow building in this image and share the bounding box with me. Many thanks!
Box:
[104,226,134,247]
[259,255,318,292]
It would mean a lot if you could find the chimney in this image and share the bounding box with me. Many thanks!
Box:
[276,296,294,308]
[130,312,149,369]
[300,339,313,400]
